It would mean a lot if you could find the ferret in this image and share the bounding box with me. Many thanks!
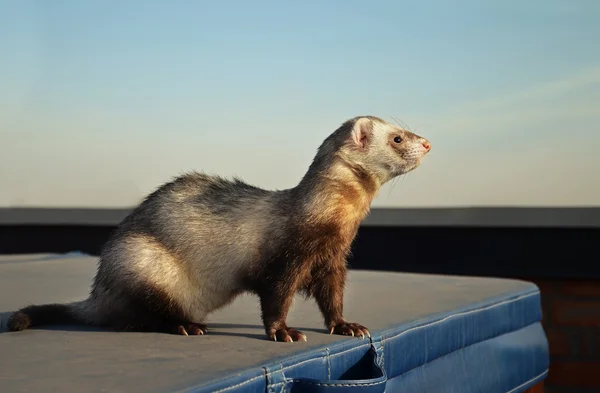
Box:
[7,115,431,342]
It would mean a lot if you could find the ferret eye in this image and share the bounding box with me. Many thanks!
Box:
[393,136,402,143]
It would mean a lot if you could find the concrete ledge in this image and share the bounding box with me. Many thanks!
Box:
[1,207,599,228]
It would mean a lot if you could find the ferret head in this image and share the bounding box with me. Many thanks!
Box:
[332,116,431,184]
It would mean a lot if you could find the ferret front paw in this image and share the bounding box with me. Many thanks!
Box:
[330,322,370,339]
[268,327,308,342]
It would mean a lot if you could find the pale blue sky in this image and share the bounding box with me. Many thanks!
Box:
[1,0,599,207]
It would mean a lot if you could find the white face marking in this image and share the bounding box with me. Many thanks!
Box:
[347,118,431,183]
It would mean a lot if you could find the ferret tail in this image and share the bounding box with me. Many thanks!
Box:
[7,300,91,331]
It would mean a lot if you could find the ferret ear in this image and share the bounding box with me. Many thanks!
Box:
[350,117,373,149]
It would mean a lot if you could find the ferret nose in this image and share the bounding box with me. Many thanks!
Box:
[422,140,431,151]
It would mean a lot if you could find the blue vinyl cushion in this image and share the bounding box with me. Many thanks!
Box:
[192,289,547,393]
[0,254,548,393]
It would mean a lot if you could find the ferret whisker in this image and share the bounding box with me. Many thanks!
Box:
[391,175,403,195]
[387,176,400,198]
[391,116,414,133]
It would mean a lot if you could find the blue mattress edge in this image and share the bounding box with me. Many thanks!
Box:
[183,285,546,393]
[376,287,543,378]
[384,323,549,393]
[508,369,548,393]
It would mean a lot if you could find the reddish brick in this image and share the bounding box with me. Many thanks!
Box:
[543,388,573,393]
[534,279,557,296]
[541,307,548,326]
[547,361,600,388]
[545,328,574,356]
[541,297,552,326]
[582,329,600,357]
[522,278,556,326]
[560,280,600,298]
[522,381,544,393]
[552,300,600,326]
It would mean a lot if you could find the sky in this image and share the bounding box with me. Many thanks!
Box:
[1,0,599,208]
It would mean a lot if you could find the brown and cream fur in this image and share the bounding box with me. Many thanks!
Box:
[7,116,431,342]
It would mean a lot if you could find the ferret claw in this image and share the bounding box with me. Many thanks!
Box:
[175,323,208,336]
[177,326,189,336]
[269,327,308,342]
[330,322,370,339]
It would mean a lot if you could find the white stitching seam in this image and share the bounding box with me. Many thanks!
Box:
[506,369,548,393]
[269,343,371,375]
[291,379,386,387]
[265,368,273,393]
[326,347,331,380]
[328,343,372,359]
[210,290,541,393]
[381,337,385,371]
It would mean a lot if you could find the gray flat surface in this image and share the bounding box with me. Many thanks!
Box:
[2,207,599,227]
[0,254,537,393]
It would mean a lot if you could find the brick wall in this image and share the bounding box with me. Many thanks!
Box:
[529,278,600,393]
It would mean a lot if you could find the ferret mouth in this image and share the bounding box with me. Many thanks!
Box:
[399,157,425,174]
